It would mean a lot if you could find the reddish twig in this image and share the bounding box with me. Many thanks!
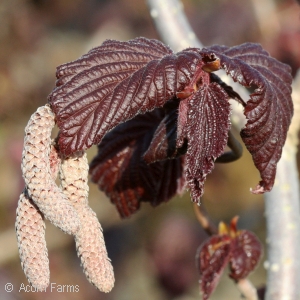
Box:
[193,203,217,236]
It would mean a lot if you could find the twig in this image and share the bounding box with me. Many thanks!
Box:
[147,0,202,51]
[237,279,259,300]
[193,203,217,236]
[146,0,249,129]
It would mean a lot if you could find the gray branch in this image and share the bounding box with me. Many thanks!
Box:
[264,71,300,299]
[147,0,202,51]
[147,0,300,299]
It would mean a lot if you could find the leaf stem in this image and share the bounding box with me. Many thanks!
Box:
[193,203,217,236]
[236,278,259,300]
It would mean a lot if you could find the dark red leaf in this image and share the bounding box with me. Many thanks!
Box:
[49,38,203,156]
[229,230,263,280]
[89,109,185,218]
[197,235,232,300]
[200,43,293,193]
[185,83,231,203]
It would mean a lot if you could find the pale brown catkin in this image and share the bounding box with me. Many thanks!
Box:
[21,105,80,235]
[15,145,62,290]
[60,152,115,292]
[16,190,49,291]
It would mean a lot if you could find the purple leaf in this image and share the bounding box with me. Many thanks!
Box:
[229,230,263,280]
[48,38,203,156]
[89,109,185,218]
[200,43,293,193]
[197,235,232,300]
[185,83,231,203]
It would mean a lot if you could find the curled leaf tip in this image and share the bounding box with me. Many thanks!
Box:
[250,184,267,194]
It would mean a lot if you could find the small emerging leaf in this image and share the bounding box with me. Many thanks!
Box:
[197,217,263,299]
[229,230,262,280]
[197,235,231,300]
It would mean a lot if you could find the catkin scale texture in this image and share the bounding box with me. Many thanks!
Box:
[21,105,80,235]
[60,152,114,292]
[15,190,49,290]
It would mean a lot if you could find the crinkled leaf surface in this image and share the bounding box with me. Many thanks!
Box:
[229,230,263,280]
[200,43,293,193]
[89,109,185,218]
[197,235,232,300]
[49,38,204,156]
[185,83,231,203]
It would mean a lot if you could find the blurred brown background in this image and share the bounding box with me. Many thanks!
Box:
[0,0,299,299]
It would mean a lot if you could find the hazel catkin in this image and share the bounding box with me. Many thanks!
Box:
[60,152,114,292]
[21,105,80,235]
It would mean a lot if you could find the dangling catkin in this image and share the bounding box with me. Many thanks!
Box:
[16,189,49,290]
[21,105,80,235]
[16,145,62,290]
[60,152,115,292]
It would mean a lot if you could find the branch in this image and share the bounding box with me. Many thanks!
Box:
[263,70,300,300]
[147,0,202,51]
[147,0,248,131]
